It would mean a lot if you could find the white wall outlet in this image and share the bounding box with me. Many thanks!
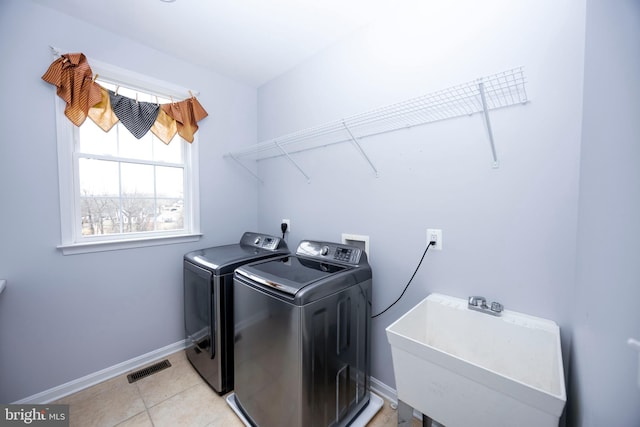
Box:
[281,219,290,232]
[427,228,442,250]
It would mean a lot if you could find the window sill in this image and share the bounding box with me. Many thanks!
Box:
[57,233,203,255]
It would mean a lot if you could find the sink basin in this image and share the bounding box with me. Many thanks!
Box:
[386,293,566,427]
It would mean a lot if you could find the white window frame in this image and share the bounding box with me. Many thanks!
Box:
[54,57,201,255]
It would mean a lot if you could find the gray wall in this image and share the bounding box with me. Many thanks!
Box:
[570,0,640,425]
[0,0,259,403]
[256,0,586,392]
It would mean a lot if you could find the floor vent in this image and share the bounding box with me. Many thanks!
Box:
[127,359,171,383]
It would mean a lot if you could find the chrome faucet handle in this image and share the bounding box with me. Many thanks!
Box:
[469,295,503,316]
[468,296,486,307]
[490,301,504,313]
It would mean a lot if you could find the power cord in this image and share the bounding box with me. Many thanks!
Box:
[371,241,435,319]
[280,222,288,240]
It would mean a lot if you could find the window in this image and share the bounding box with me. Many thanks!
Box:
[55,59,201,254]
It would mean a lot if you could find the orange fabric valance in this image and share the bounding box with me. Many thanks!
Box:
[42,52,207,144]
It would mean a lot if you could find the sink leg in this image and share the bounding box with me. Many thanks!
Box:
[397,400,438,427]
[397,400,414,427]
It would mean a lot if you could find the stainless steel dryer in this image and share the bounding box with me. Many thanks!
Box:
[183,232,289,394]
[230,240,372,427]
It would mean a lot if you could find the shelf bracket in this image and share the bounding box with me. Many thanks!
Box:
[228,154,264,183]
[274,141,311,183]
[342,122,379,177]
[478,82,500,169]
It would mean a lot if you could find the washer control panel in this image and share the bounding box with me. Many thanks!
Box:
[297,241,363,265]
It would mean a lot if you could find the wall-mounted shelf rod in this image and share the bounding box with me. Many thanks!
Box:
[275,141,311,183]
[478,82,499,169]
[228,154,263,183]
[343,121,379,177]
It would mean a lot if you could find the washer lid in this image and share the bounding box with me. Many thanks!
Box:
[235,256,349,296]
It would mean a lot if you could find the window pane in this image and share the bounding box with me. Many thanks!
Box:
[79,161,187,237]
[120,197,156,232]
[153,134,183,162]
[118,124,154,161]
[78,119,118,156]
[79,158,119,196]
[155,167,184,231]
[80,197,120,236]
[156,166,184,198]
[157,198,184,231]
[121,163,154,196]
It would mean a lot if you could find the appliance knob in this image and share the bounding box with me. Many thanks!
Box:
[321,246,329,256]
[254,237,261,245]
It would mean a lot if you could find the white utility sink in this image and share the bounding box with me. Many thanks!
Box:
[386,293,566,427]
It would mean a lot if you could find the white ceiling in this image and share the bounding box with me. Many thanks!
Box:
[32,0,391,87]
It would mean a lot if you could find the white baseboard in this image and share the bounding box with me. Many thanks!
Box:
[14,340,187,404]
[370,376,397,404]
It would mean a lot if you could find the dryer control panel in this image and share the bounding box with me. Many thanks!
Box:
[253,236,279,250]
[240,232,285,251]
[296,240,363,265]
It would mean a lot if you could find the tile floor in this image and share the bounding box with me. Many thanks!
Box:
[53,350,418,427]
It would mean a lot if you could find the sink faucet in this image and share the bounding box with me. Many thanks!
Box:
[468,295,503,316]
[468,296,486,307]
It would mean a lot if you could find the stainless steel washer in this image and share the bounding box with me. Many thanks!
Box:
[230,240,372,427]
[183,232,289,394]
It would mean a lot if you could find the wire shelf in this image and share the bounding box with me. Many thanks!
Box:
[226,67,528,180]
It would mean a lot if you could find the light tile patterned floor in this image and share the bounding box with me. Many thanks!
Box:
[53,350,417,427]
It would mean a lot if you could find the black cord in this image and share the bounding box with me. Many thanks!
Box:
[371,241,434,319]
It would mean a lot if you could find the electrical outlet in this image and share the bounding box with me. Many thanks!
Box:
[282,219,290,232]
[427,228,442,250]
